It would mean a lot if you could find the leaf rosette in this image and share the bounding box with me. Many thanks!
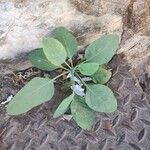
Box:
[7,27,119,130]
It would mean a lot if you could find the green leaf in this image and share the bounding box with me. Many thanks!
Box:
[53,27,78,58]
[28,48,58,71]
[71,96,95,130]
[92,66,112,84]
[85,34,119,65]
[7,77,54,115]
[53,94,74,118]
[43,38,67,66]
[78,63,99,76]
[85,84,117,113]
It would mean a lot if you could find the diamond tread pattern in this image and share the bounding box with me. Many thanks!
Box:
[0,56,150,150]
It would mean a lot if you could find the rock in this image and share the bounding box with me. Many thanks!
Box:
[118,35,150,77]
[0,0,149,79]
[122,0,150,40]
[0,53,32,75]
[118,0,150,77]
[0,0,124,60]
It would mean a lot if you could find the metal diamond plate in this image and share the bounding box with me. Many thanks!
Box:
[0,55,150,150]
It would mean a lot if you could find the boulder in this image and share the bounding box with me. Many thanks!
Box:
[0,0,124,59]
[118,35,150,77]
[0,0,149,78]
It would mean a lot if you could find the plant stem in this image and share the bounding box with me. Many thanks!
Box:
[70,70,75,91]
[74,72,88,88]
[52,71,69,81]
[64,61,72,69]
[69,58,74,68]
[60,65,69,71]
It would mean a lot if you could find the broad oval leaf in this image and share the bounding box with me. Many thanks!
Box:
[85,84,117,113]
[71,96,95,130]
[85,34,119,65]
[7,77,54,115]
[28,48,58,71]
[92,66,112,84]
[43,38,67,66]
[53,27,78,58]
[53,94,74,118]
[78,63,99,76]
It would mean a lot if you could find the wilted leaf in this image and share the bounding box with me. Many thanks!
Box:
[43,38,67,66]
[71,96,95,130]
[92,66,112,84]
[53,27,78,58]
[53,94,74,118]
[78,63,99,76]
[85,34,119,65]
[7,77,54,115]
[28,48,58,71]
[85,84,117,113]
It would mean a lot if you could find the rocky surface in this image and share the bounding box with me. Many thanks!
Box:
[119,35,150,77]
[120,0,150,77]
[0,0,123,59]
[1,55,150,150]
[1,0,149,79]
[0,0,149,78]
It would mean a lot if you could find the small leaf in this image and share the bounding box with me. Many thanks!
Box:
[28,48,58,71]
[71,96,95,130]
[53,27,78,58]
[53,94,74,118]
[78,63,99,76]
[85,34,119,64]
[92,66,112,84]
[43,38,67,66]
[7,77,54,115]
[85,84,117,113]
